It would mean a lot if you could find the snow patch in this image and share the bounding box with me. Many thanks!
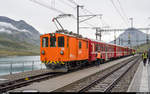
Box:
[0,28,12,34]
[0,22,31,34]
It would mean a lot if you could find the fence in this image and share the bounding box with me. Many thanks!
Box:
[0,60,46,76]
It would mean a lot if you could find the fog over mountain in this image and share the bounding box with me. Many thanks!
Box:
[0,16,40,56]
[0,16,40,46]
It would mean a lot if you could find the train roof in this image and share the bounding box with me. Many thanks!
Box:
[41,31,134,50]
[90,39,133,49]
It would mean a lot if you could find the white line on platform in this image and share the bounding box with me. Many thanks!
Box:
[139,62,149,92]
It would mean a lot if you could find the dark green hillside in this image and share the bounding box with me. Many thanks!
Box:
[0,38,40,57]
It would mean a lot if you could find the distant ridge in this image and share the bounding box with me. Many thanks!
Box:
[0,16,40,56]
[110,28,149,47]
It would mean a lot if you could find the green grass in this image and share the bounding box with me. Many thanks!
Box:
[0,38,40,57]
[133,42,150,53]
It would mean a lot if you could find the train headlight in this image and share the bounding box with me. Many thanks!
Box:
[41,50,45,55]
[60,50,64,55]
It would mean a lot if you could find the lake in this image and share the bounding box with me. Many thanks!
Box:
[0,56,46,76]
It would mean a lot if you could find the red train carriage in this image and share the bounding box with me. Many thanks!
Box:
[40,31,136,72]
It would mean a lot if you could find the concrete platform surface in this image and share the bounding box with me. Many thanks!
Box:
[9,56,133,92]
[128,60,150,92]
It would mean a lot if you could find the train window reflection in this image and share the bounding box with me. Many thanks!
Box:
[50,36,56,47]
[42,37,48,47]
[58,36,64,47]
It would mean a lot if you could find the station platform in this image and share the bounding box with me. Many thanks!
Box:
[10,56,133,92]
[128,60,150,92]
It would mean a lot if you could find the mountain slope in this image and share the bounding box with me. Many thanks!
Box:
[0,16,40,56]
[110,28,148,47]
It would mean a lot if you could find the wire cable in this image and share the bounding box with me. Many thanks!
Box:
[109,0,128,27]
[117,0,130,24]
[30,0,65,14]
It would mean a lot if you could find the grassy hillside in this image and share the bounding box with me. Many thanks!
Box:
[133,42,150,53]
[0,37,40,57]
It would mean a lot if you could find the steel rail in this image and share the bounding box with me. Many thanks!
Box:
[0,72,63,93]
[78,56,140,92]
[104,57,140,92]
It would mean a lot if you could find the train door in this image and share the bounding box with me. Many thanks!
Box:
[105,45,108,61]
[68,37,77,61]
[67,36,70,61]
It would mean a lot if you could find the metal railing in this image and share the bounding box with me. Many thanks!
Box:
[0,60,46,76]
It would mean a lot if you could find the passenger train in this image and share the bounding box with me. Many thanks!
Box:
[40,30,136,72]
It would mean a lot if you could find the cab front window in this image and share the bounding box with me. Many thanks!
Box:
[58,36,64,47]
[50,36,56,47]
[42,37,48,47]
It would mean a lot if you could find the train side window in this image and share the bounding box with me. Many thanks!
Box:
[95,44,98,51]
[105,46,107,52]
[50,36,56,47]
[98,45,100,51]
[58,36,64,47]
[42,37,48,47]
[79,41,82,49]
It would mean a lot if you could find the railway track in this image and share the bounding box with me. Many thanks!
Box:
[54,55,141,92]
[0,56,136,93]
[0,62,98,93]
[0,72,64,93]
[79,56,140,92]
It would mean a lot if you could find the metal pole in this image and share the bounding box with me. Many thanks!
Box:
[32,61,34,71]
[130,18,133,28]
[10,63,12,75]
[99,14,102,41]
[22,62,24,72]
[114,31,116,44]
[96,29,98,40]
[146,29,149,44]
[100,30,102,41]
[77,5,79,35]
[119,38,120,45]
[41,63,42,69]
[54,18,64,30]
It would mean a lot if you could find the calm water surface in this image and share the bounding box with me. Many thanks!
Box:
[0,56,46,76]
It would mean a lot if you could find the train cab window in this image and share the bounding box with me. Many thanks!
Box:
[42,37,48,47]
[79,41,82,49]
[58,36,64,47]
[50,36,56,47]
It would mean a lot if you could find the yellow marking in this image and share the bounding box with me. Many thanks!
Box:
[25,77,29,81]
[56,61,59,64]
[50,61,53,64]
[43,61,64,64]
[61,61,65,64]
[53,61,56,64]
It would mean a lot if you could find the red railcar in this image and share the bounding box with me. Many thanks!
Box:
[88,39,134,63]
[40,31,136,72]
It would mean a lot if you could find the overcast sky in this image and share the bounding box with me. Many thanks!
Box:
[0,0,150,42]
